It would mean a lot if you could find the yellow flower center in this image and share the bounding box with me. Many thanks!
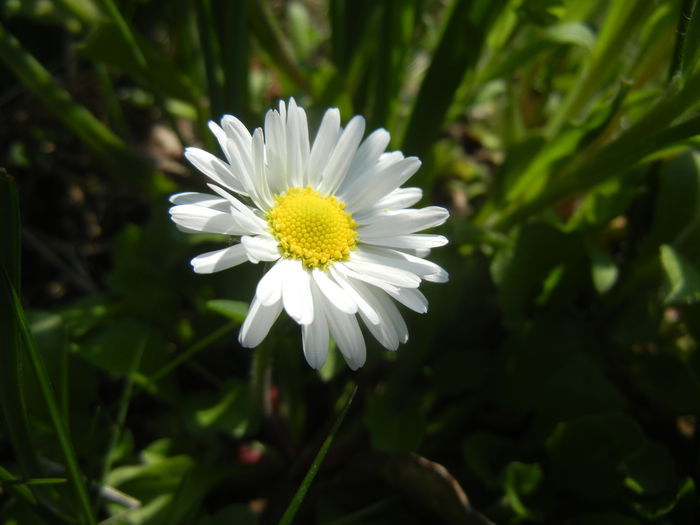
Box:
[266,186,357,270]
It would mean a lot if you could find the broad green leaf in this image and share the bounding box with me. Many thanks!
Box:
[623,441,676,497]
[547,413,646,502]
[660,244,700,304]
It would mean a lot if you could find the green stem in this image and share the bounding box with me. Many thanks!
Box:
[279,385,357,525]
[146,321,238,386]
[3,273,96,525]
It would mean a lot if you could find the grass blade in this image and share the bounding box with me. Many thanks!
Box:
[279,385,357,525]
[0,271,97,525]
[0,23,152,189]
[399,0,507,159]
[0,171,42,481]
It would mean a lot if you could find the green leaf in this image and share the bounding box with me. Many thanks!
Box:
[647,152,700,252]
[206,300,249,323]
[660,244,700,304]
[547,413,646,502]
[502,461,543,519]
[623,441,676,497]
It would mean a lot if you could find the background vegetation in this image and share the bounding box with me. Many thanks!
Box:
[2,0,700,523]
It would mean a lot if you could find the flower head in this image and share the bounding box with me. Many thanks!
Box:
[169,99,449,370]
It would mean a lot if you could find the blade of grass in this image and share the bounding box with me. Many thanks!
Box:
[95,336,146,513]
[279,385,357,525]
[248,0,313,95]
[0,23,153,189]
[545,1,652,138]
[195,0,224,119]
[219,0,250,123]
[142,320,238,389]
[673,0,699,79]
[93,0,187,147]
[0,270,96,525]
[399,0,507,159]
[0,171,42,487]
[496,114,700,230]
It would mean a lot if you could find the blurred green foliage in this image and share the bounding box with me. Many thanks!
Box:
[2,0,700,523]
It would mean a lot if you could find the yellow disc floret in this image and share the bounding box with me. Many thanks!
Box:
[266,186,357,269]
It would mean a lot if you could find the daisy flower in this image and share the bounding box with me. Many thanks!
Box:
[169,99,449,370]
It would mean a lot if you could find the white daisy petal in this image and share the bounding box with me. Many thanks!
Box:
[328,266,380,325]
[339,128,391,194]
[312,268,357,315]
[343,157,421,213]
[169,204,249,235]
[191,244,247,274]
[385,287,428,313]
[184,147,246,195]
[207,121,232,163]
[361,234,449,250]
[282,260,314,325]
[318,115,365,194]
[169,192,229,211]
[321,292,366,370]
[343,276,399,350]
[343,258,421,288]
[368,284,409,344]
[239,295,283,348]
[255,259,286,306]
[206,183,267,235]
[251,128,273,210]
[352,246,449,283]
[241,235,281,263]
[353,188,424,223]
[302,281,330,369]
[308,108,341,186]
[357,206,449,238]
[264,109,287,194]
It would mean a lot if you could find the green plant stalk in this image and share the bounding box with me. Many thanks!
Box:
[195,0,224,119]
[670,0,698,79]
[0,24,124,159]
[95,337,146,513]
[2,272,96,525]
[497,114,700,230]
[400,0,507,157]
[145,320,238,387]
[248,0,313,95]
[0,23,152,188]
[279,385,357,525]
[0,172,41,489]
[545,1,651,138]
[94,0,187,147]
[221,0,250,122]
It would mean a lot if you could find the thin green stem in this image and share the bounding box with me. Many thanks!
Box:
[95,338,146,513]
[279,385,357,525]
[146,321,238,386]
[669,0,698,80]
[3,272,96,525]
